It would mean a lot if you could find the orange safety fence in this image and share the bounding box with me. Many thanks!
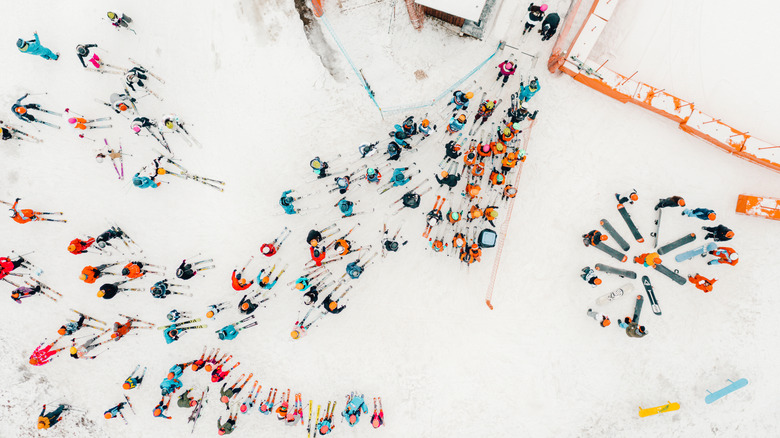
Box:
[735,194,780,221]
[485,118,538,309]
[406,0,425,31]
[550,0,780,175]
[548,0,587,73]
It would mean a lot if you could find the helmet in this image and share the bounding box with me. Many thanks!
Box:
[68,244,77,253]
[241,302,249,310]
[350,414,357,424]
[678,199,686,206]
[29,357,38,365]
[540,4,548,12]
[328,301,337,311]
[512,122,522,131]
[496,175,504,183]
[9,209,17,217]
[726,231,735,238]
[77,45,88,56]
[451,212,460,220]
[206,310,215,318]
[457,114,466,122]
[730,252,739,261]
[600,234,608,241]
[602,318,610,327]
[422,119,430,127]
[122,382,131,390]
[154,408,162,416]
[503,128,511,136]
[471,243,479,251]
[295,282,305,290]
[132,125,141,134]
[132,177,143,186]
[118,103,128,111]
[58,327,67,335]
[105,412,113,419]
[290,330,300,339]
[465,92,474,99]
[261,246,272,255]
[95,153,106,163]
[367,167,376,176]
[708,213,716,220]
[107,11,117,20]
[441,171,448,178]
[16,39,25,49]
[630,193,639,201]
[486,101,495,110]
[165,120,174,129]
[15,106,26,115]
[594,278,602,285]
[70,346,78,355]
[488,210,498,219]
[121,268,130,275]
[529,80,538,91]
[97,290,105,297]
[37,421,46,429]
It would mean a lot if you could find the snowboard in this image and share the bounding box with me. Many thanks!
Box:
[657,233,696,255]
[595,263,637,279]
[705,378,748,404]
[653,263,686,285]
[632,294,644,323]
[650,208,663,248]
[675,242,718,262]
[596,283,634,305]
[600,219,630,251]
[638,402,680,418]
[617,203,644,243]
[590,241,628,262]
[641,275,661,315]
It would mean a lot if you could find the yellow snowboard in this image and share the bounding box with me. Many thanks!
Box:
[638,401,680,418]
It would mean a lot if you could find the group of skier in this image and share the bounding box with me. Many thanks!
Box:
[583,193,739,337]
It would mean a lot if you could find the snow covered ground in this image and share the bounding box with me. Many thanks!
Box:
[1,0,780,437]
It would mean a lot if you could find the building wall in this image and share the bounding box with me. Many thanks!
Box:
[418,5,466,27]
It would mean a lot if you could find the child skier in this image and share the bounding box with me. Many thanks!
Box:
[702,225,734,241]
[17,33,58,60]
[153,397,172,419]
[371,398,384,428]
[682,208,716,221]
[9,198,64,224]
[218,412,238,435]
[580,267,602,287]
[689,274,717,292]
[29,339,66,366]
[343,393,369,426]
[80,263,118,284]
[231,269,254,291]
[37,404,70,430]
[586,308,611,327]
[70,330,110,359]
[107,11,133,30]
[104,402,128,420]
[176,258,215,280]
[123,366,146,390]
[708,247,738,266]
[446,114,467,134]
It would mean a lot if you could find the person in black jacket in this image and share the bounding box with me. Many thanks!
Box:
[435,171,461,190]
[540,12,560,41]
[524,3,547,35]
[76,43,98,68]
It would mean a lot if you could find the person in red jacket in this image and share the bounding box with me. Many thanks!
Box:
[0,256,26,280]
[708,247,739,266]
[29,338,66,366]
[9,198,63,224]
[689,274,716,292]
[231,269,253,291]
[68,238,95,254]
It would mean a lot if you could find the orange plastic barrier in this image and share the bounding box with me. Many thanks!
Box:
[311,0,324,17]
[735,194,780,221]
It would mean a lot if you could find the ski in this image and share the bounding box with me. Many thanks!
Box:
[128,58,166,83]
[33,119,60,129]
[600,219,629,251]
[652,263,687,285]
[675,242,718,262]
[188,387,209,433]
[123,394,136,415]
[617,203,644,243]
[594,263,637,279]
[650,207,663,248]
[595,283,633,305]
[657,233,696,255]
[641,275,661,315]
[632,294,644,323]
[35,108,62,117]
[307,400,312,438]
[70,309,107,325]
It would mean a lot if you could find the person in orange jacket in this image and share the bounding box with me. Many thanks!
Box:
[464,182,481,200]
[484,206,499,226]
[490,140,506,156]
[501,152,518,174]
[9,198,63,224]
[68,238,95,255]
[502,185,517,200]
[476,141,492,159]
[462,146,477,168]
[489,169,504,186]
[467,204,483,222]
[688,274,716,292]
[80,262,118,284]
[708,247,739,266]
[121,261,162,279]
[634,252,661,267]
[471,162,485,177]
[231,269,254,291]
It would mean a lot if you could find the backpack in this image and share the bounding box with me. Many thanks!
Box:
[478,229,497,248]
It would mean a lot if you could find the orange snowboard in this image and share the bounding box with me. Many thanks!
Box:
[735,194,780,221]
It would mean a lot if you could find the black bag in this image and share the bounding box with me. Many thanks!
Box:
[478,229,497,248]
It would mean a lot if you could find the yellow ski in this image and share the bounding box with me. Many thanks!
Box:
[638,401,680,417]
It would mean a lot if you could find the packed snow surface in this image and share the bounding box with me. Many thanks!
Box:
[1,0,779,437]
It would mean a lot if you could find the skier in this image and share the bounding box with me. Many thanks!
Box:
[122,261,161,279]
[489,169,505,187]
[178,389,195,408]
[125,67,150,92]
[447,90,474,111]
[682,208,716,221]
[80,263,117,284]
[386,142,402,161]
[123,367,146,390]
[466,204,483,223]
[419,119,435,138]
[502,185,518,201]
[358,141,379,158]
[343,393,369,426]
[108,92,137,114]
[615,189,638,205]
[220,375,252,406]
[483,206,499,227]
[390,167,412,187]
[231,269,254,291]
[626,321,647,338]
[9,198,63,224]
[501,152,519,174]
[337,198,355,217]
[57,313,90,336]
[132,157,163,189]
[582,230,607,247]
[238,294,262,314]
[702,225,734,241]
[633,252,661,268]
[310,156,331,178]
[17,32,58,60]
[217,316,257,340]
[76,43,99,68]
[70,330,109,359]
[68,237,96,255]
[586,308,611,327]
[446,114,467,134]
[104,402,127,420]
[316,405,336,435]
[523,3,547,35]
[302,281,326,305]
[444,139,462,160]
[401,190,421,209]
[580,267,602,286]
[107,11,133,30]
[111,316,154,340]
[153,397,172,420]
[540,12,560,41]
[279,190,298,215]
[11,283,47,303]
[130,117,165,146]
[11,95,45,124]
[708,247,739,266]
[435,170,461,190]
[160,377,182,396]
[689,274,716,292]
[364,167,382,184]
[460,244,482,264]
[474,100,498,125]
[37,404,70,430]
[95,227,129,249]
[150,279,186,299]
[654,196,685,210]
[321,290,347,314]
[257,265,284,289]
[371,398,384,428]
[496,60,516,85]
[218,412,238,435]
[176,258,214,280]
[29,339,66,365]
[518,77,541,103]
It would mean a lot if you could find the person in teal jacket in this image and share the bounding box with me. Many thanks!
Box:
[518,77,540,102]
[17,33,58,60]
[342,393,369,426]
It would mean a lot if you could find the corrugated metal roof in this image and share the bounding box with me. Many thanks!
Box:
[415,0,487,22]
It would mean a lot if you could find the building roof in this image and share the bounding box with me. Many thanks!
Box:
[415,0,487,22]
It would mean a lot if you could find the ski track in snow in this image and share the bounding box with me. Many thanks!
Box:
[1,0,780,437]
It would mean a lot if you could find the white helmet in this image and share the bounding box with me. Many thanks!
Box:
[730,252,739,261]
[9,209,17,217]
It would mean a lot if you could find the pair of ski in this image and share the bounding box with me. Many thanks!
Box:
[377,168,421,195]
[27,107,62,129]
[595,276,660,316]
[162,158,226,191]
[3,125,42,143]
[390,178,431,214]
[103,139,124,179]
[422,196,446,238]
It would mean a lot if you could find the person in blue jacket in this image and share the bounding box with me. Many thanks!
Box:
[447,90,473,111]
[338,199,354,217]
[342,393,369,426]
[518,77,541,103]
[390,168,411,186]
[17,32,58,60]
[133,157,163,188]
[447,114,466,134]
[160,378,182,396]
[279,190,298,214]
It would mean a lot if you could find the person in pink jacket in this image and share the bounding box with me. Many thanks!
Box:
[29,339,65,366]
[496,60,516,86]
